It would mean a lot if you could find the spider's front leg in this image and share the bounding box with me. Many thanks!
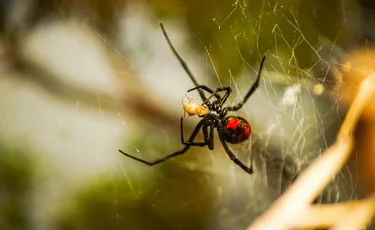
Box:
[207,87,232,107]
[187,84,222,105]
[226,56,266,112]
[160,23,207,102]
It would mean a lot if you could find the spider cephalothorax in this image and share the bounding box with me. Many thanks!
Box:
[119,23,266,175]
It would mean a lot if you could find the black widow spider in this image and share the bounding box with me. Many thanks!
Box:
[119,23,266,175]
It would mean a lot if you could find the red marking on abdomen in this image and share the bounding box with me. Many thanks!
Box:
[245,124,251,136]
[227,118,241,130]
[238,133,245,142]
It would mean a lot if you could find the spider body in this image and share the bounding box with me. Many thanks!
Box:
[119,23,266,175]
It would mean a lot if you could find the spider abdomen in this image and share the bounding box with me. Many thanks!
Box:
[222,116,251,144]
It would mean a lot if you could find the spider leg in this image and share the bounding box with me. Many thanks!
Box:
[160,23,207,102]
[188,85,232,107]
[209,124,215,149]
[181,117,206,146]
[187,85,222,104]
[119,119,206,166]
[205,87,232,107]
[187,84,216,94]
[226,56,266,111]
[217,127,253,174]
[203,122,214,150]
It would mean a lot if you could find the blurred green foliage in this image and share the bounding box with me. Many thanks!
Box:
[27,0,360,82]
[56,166,216,230]
[0,141,37,230]
[150,0,360,82]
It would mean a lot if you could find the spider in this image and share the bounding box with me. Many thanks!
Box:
[119,23,266,175]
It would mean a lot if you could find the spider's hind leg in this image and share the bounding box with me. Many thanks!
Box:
[217,128,253,174]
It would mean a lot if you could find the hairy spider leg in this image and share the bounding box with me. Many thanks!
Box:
[226,56,266,111]
[217,126,253,174]
[119,119,207,166]
[160,23,207,102]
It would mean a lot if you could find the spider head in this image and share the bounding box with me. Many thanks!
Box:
[221,116,251,144]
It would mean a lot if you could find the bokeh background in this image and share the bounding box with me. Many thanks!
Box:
[1,0,375,229]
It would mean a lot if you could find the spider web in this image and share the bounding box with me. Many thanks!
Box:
[112,1,358,229]
[194,7,352,230]
[0,0,365,230]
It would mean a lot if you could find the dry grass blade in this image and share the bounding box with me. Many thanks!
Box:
[329,193,375,230]
[247,74,375,230]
